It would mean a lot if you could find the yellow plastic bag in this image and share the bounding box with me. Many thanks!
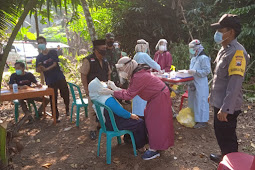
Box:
[176,107,195,128]
[170,85,178,98]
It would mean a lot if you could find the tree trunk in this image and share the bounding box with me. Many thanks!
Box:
[34,11,45,85]
[0,121,7,166]
[178,0,193,40]
[0,0,37,90]
[34,10,39,38]
[80,0,97,41]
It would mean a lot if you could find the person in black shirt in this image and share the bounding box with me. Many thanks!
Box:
[36,36,70,122]
[57,45,63,56]
[9,62,50,120]
[79,39,111,140]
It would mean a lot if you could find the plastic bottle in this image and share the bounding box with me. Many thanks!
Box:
[170,70,176,79]
[13,81,18,93]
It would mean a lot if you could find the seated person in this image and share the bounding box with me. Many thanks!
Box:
[88,77,148,150]
[8,62,50,119]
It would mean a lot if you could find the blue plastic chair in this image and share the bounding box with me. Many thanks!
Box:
[91,100,137,164]
[13,99,38,123]
[67,82,88,127]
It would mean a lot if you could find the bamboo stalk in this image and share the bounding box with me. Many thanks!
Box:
[0,121,7,165]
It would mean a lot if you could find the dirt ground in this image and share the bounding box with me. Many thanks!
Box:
[0,93,254,170]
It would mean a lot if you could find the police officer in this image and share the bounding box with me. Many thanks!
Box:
[209,14,250,163]
[80,39,111,140]
[105,33,121,86]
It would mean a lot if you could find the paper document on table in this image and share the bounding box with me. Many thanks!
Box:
[176,71,193,78]
[178,70,189,73]
[0,90,10,94]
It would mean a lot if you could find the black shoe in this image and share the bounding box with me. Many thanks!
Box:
[90,131,97,140]
[210,154,222,163]
[66,111,69,116]
[56,119,61,123]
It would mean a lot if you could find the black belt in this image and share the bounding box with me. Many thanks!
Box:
[161,85,166,92]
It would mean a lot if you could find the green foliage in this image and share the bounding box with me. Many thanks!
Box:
[112,0,185,55]
[170,41,190,70]
[75,54,86,63]
[92,7,113,39]
[8,65,15,74]
[0,0,19,37]
[68,5,113,41]
[31,58,36,69]
[41,26,67,43]
[184,0,255,82]
[16,26,36,40]
[58,55,82,85]
[227,3,255,57]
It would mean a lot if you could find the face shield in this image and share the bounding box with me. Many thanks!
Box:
[188,39,200,56]
[116,59,132,80]
[156,39,168,51]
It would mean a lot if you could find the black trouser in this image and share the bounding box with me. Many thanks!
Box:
[48,79,70,119]
[213,107,241,156]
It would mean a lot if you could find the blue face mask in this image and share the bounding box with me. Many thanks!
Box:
[214,31,224,44]
[16,69,23,75]
[214,30,230,44]
[189,48,196,55]
[38,44,46,50]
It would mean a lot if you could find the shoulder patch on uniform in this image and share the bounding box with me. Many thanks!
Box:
[228,50,246,76]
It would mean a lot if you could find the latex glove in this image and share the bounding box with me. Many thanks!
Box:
[36,83,42,88]
[158,70,164,74]
[188,69,196,75]
[107,80,122,91]
[98,88,114,95]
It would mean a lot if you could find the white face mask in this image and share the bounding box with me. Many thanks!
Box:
[159,45,166,51]
[113,42,119,49]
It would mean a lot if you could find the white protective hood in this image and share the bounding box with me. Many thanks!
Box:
[88,77,112,122]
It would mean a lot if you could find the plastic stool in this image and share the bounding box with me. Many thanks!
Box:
[13,99,39,122]
[179,90,188,111]
[217,152,255,170]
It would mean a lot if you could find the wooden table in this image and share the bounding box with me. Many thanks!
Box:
[0,87,57,125]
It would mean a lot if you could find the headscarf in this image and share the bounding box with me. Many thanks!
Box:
[88,77,112,122]
[115,57,138,80]
[188,39,204,58]
[155,39,168,51]
[135,39,150,55]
